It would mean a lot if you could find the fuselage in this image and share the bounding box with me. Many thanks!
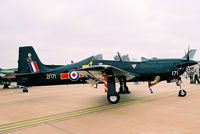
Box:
[16,56,197,87]
[92,58,193,82]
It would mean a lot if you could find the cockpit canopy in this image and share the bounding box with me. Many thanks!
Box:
[94,52,131,61]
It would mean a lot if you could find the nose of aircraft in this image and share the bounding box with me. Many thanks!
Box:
[186,60,198,66]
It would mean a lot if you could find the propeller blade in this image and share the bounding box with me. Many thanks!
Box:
[187,45,190,61]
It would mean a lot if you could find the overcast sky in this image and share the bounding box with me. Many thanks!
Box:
[0,0,200,68]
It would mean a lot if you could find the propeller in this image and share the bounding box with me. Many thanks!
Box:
[187,46,190,61]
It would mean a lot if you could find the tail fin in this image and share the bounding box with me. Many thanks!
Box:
[18,46,46,73]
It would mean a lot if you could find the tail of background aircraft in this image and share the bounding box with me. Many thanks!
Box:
[18,46,47,73]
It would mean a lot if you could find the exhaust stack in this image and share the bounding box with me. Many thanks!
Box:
[149,76,161,86]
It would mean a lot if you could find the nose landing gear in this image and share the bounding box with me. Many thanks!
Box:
[176,77,187,97]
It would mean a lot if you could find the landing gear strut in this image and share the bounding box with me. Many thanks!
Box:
[118,77,130,94]
[176,77,187,97]
[3,81,10,88]
[104,71,120,104]
[148,82,154,94]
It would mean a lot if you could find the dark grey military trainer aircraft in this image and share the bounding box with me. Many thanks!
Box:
[16,46,197,104]
[0,68,17,88]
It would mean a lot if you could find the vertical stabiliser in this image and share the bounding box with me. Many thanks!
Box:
[18,46,46,74]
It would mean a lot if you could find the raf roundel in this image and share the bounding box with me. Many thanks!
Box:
[69,70,79,81]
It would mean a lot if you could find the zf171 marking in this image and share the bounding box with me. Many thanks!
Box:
[46,73,56,79]
[172,71,178,76]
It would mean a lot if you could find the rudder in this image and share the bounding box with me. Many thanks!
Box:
[18,46,46,73]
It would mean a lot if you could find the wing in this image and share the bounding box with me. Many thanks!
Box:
[2,74,16,79]
[76,65,139,84]
[0,73,6,77]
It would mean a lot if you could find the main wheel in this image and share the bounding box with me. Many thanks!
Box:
[107,93,120,104]
[178,90,187,97]
[23,88,28,93]
[3,81,10,88]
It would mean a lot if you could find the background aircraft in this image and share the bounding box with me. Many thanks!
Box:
[0,66,64,88]
[16,46,197,104]
[0,68,17,88]
[141,49,197,61]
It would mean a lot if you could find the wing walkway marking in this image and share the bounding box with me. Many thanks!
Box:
[0,87,199,133]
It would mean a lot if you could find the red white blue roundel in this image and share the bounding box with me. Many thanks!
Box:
[69,70,79,81]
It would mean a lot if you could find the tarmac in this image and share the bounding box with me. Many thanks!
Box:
[0,78,200,134]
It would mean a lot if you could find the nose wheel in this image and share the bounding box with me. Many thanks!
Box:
[178,90,187,97]
[107,93,120,104]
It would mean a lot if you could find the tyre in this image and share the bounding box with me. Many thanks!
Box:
[107,93,120,104]
[178,90,187,97]
[23,88,28,93]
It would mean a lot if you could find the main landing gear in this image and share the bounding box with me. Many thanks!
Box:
[3,81,11,88]
[104,75,131,104]
[22,87,29,93]
[176,77,187,97]
[118,77,130,94]
[104,72,120,104]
